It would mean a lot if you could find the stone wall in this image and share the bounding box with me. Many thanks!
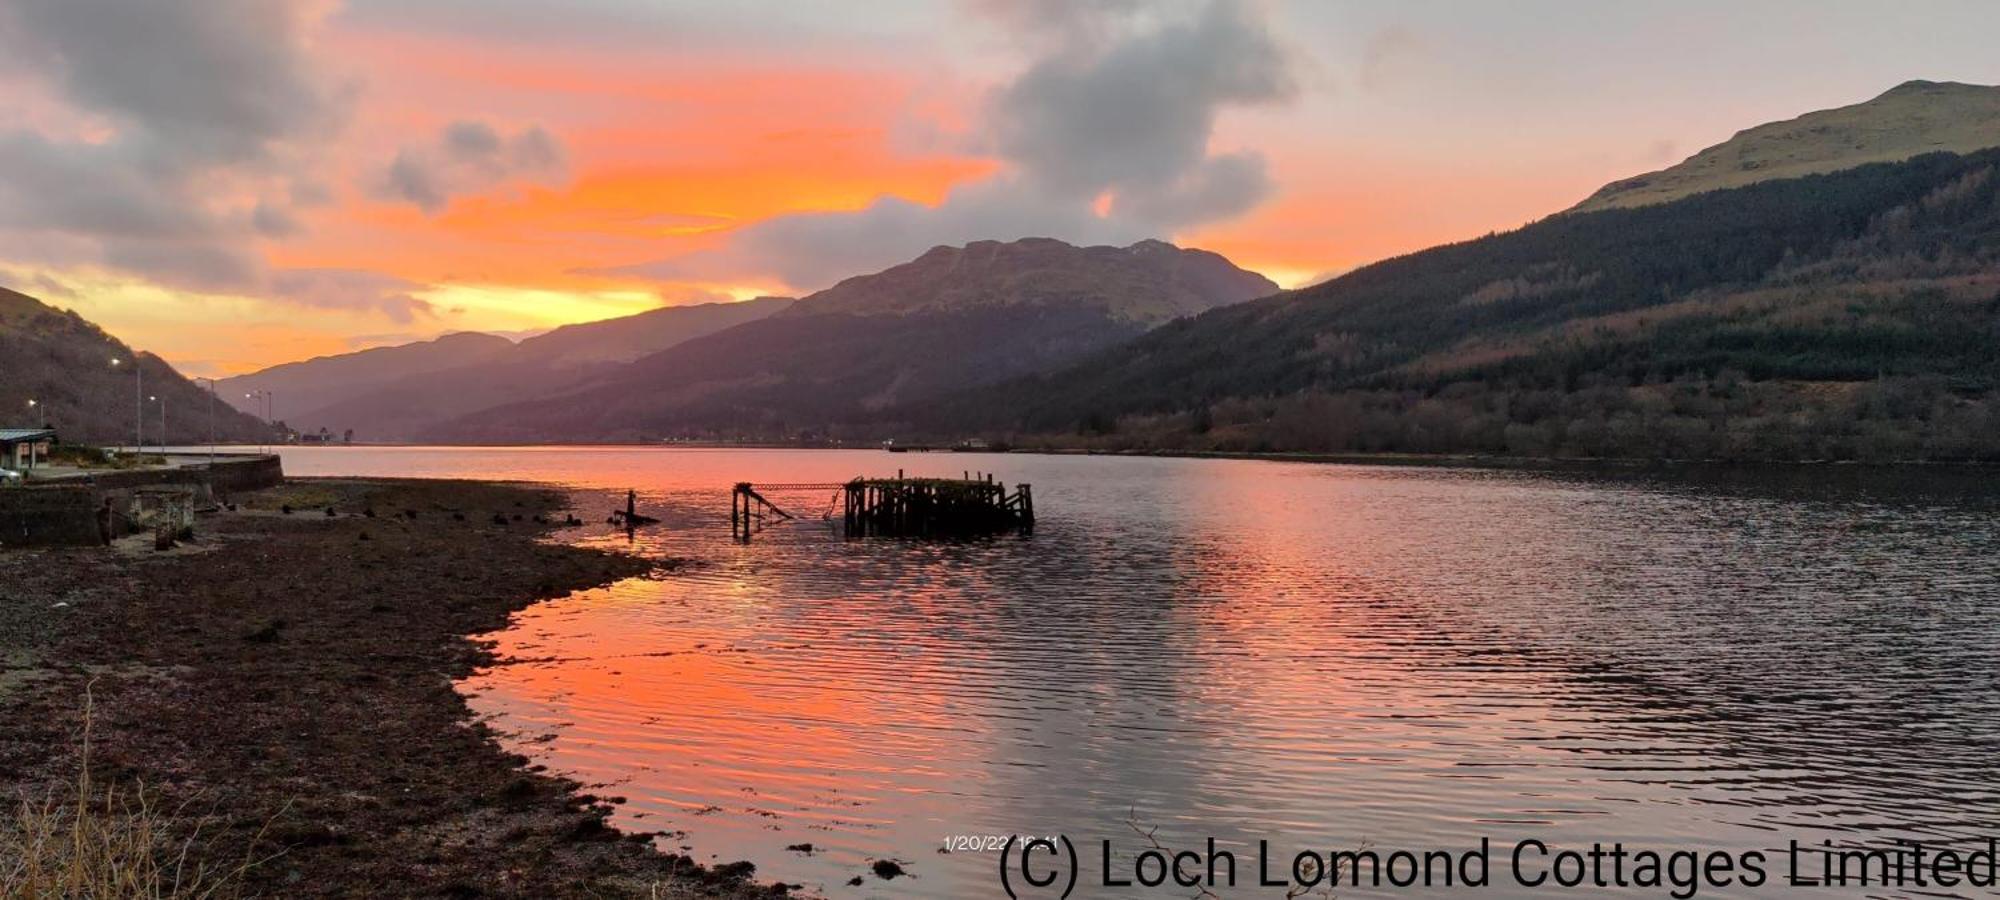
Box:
[0,454,284,548]
[0,485,103,547]
[87,454,283,494]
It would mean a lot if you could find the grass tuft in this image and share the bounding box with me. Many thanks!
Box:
[1,685,277,899]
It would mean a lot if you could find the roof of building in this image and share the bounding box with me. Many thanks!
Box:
[0,428,57,443]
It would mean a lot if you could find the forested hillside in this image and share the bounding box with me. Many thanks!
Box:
[939,149,2000,461]
[0,288,274,446]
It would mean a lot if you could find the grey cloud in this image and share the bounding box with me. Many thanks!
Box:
[252,201,304,238]
[443,121,504,159]
[378,120,568,214]
[962,0,1140,44]
[1111,150,1272,228]
[384,150,449,214]
[270,269,439,324]
[615,177,1154,289]
[991,0,1294,199]
[623,0,1297,293]
[0,132,264,289]
[3,0,339,171]
[0,0,342,292]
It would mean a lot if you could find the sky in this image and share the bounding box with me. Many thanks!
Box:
[1,0,1997,376]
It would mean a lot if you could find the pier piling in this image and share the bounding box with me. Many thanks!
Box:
[730,475,1033,542]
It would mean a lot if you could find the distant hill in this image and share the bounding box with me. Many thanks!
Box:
[1573,80,2000,212]
[428,239,1276,442]
[785,238,1275,325]
[218,297,792,441]
[218,331,513,421]
[940,144,2000,462]
[0,287,273,446]
[504,296,795,370]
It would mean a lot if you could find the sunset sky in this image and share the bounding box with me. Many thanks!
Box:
[2,0,1998,375]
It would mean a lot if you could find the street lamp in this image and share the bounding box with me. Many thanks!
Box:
[111,356,140,454]
[197,377,217,464]
[149,395,165,457]
[245,389,274,455]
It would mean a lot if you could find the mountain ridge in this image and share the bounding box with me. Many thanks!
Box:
[219,297,794,440]
[425,237,1277,442]
[1573,79,2000,212]
[785,237,1277,325]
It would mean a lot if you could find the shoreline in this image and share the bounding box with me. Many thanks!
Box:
[191,440,2000,469]
[0,477,782,898]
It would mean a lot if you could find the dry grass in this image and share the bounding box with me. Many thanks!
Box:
[0,686,279,900]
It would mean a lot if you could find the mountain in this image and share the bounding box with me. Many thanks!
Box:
[0,287,273,446]
[942,144,2000,462]
[1574,80,2000,212]
[499,295,794,369]
[428,239,1276,442]
[218,331,513,420]
[218,297,791,441]
[783,237,1275,325]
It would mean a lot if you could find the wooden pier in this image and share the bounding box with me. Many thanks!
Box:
[731,473,1033,541]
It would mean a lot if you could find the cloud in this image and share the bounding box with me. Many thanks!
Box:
[376,120,568,214]
[988,0,1294,209]
[269,269,438,324]
[1358,26,1424,92]
[0,0,344,291]
[616,0,1298,292]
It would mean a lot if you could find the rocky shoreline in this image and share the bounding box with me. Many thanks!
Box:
[0,478,782,898]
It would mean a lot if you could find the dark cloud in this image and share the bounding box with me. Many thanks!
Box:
[443,121,504,159]
[0,0,343,292]
[377,120,568,214]
[990,0,1294,207]
[270,269,438,324]
[3,0,339,170]
[624,0,1298,292]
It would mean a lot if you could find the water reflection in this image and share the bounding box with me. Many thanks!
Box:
[274,448,2000,897]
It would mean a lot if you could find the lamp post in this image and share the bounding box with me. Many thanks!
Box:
[112,356,141,453]
[24,399,41,472]
[245,390,275,455]
[149,395,166,457]
[197,378,216,464]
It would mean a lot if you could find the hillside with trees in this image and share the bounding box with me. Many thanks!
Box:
[934,149,2000,461]
[0,288,274,447]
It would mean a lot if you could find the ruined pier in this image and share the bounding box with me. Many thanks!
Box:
[731,472,1033,542]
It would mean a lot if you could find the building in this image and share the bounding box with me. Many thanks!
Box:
[0,428,55,475]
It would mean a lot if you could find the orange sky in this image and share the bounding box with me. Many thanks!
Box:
[3,1,1997,376]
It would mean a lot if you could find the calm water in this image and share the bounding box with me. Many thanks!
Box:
[277,447,2000,897]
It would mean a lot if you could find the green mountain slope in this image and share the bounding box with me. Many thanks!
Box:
[1574,80,2000,212]
[945,149,2000,461]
